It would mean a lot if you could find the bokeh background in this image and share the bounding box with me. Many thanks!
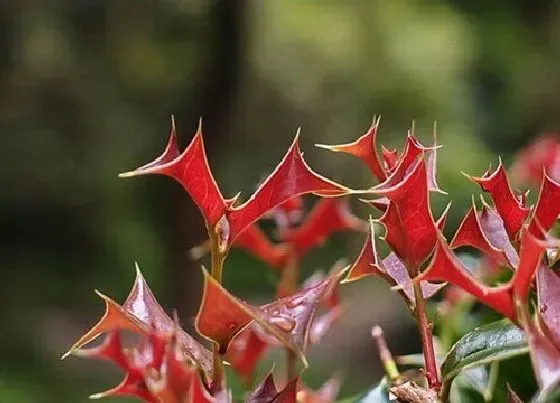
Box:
[2,0,560,401]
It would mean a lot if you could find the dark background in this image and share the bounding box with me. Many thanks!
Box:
[1,1,560,401]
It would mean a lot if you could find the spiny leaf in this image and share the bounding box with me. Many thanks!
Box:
[381,146,398,173]
[525,321,560,391]
[196,270,300,358]
[345,222,444,306]
[315,117,387,181]
[440,319,528,384]
[65,267,213,381]
[224,327,268,379]
[281,198,366,258]
[258,266,347,354]
[375,134,426,190]
[511,229,548,302]
[227,132,349,241]
[382,252,445,306]
[374,159,438,271]
[436,202,452,231]
[233,224,289,270]
[537,265,560,350]
[247,372,279,403]
[510,134,560,186]
[345,220,384,282]
[63,291,145,357]
[529,173,560,235]
[466,161,530,238]
[120,120,227,226]
[419,234,515,319]
[478,198,519,268]
[450,200,512,267]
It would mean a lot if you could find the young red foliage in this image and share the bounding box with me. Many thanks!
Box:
[233,224,289,270]
[227,133,349,241]
[466,161,530,239]
[281,198,366,258]
[120,120,227,226]
[375,134,426,190]
[249,375,298,403]
[315,117,387,182]
[373,159,438,272]
[345,221,384,281]
[224,327,269,380]
[257,266,346,353]
[64,268,214,380]
[196,270,300,357]
[510,133,560,186]
[537,265,560,350]
[450,200,512,267]
[121,123,348,245]
[525,321,560,391]
[381,145,398,173]
[419,234,516,319]
[345,221,444,307]
[529,173,560,236]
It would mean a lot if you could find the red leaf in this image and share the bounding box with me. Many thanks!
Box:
[529,173,560,235]
[63,291,145,358]
[382,252,445,305]
[315,117,387,181]
[478,198,519,267]
[258,267,346,354]
[273,379,298,403]
[282,198,366,258]
[233,224,288,270]
[374,160,438,271]
[309,305,344,344]
[227,133,348,241]
[122,266,213,377]
[511,229,547,302]
[381,145,398,173]
[436,202,452,231]
[120,120,227,226]
[537,265,560,350]
[196,270,303,360]
[419,235,515,319]
[467,161,529,238]
[510,134,560,186]
[375,134,426,190]
[526,321,560,391]
[345,222,443,306]
[224,327,268,378]
[64,268,213,381]
[189,372,215,403]
[450,201,511,267]
[248,373,281,403]
[345,221,384,282]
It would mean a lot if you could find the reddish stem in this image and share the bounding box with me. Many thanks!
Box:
[413,282,441,391]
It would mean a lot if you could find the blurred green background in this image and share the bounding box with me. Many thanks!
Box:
[1,0,559,401]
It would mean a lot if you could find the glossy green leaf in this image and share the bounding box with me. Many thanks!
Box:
[441,319,528,384]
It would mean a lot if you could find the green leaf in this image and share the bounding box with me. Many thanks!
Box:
[441,319,528,384]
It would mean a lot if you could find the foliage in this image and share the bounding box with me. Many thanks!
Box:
[64,120,560,402]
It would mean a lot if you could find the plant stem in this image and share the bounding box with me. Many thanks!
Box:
[211,344,225,394]
[208,223,228,392]
[413,282,441,391]
[371,326,400,381]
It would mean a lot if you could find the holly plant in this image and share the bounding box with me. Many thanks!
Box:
[63,117,560,402]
